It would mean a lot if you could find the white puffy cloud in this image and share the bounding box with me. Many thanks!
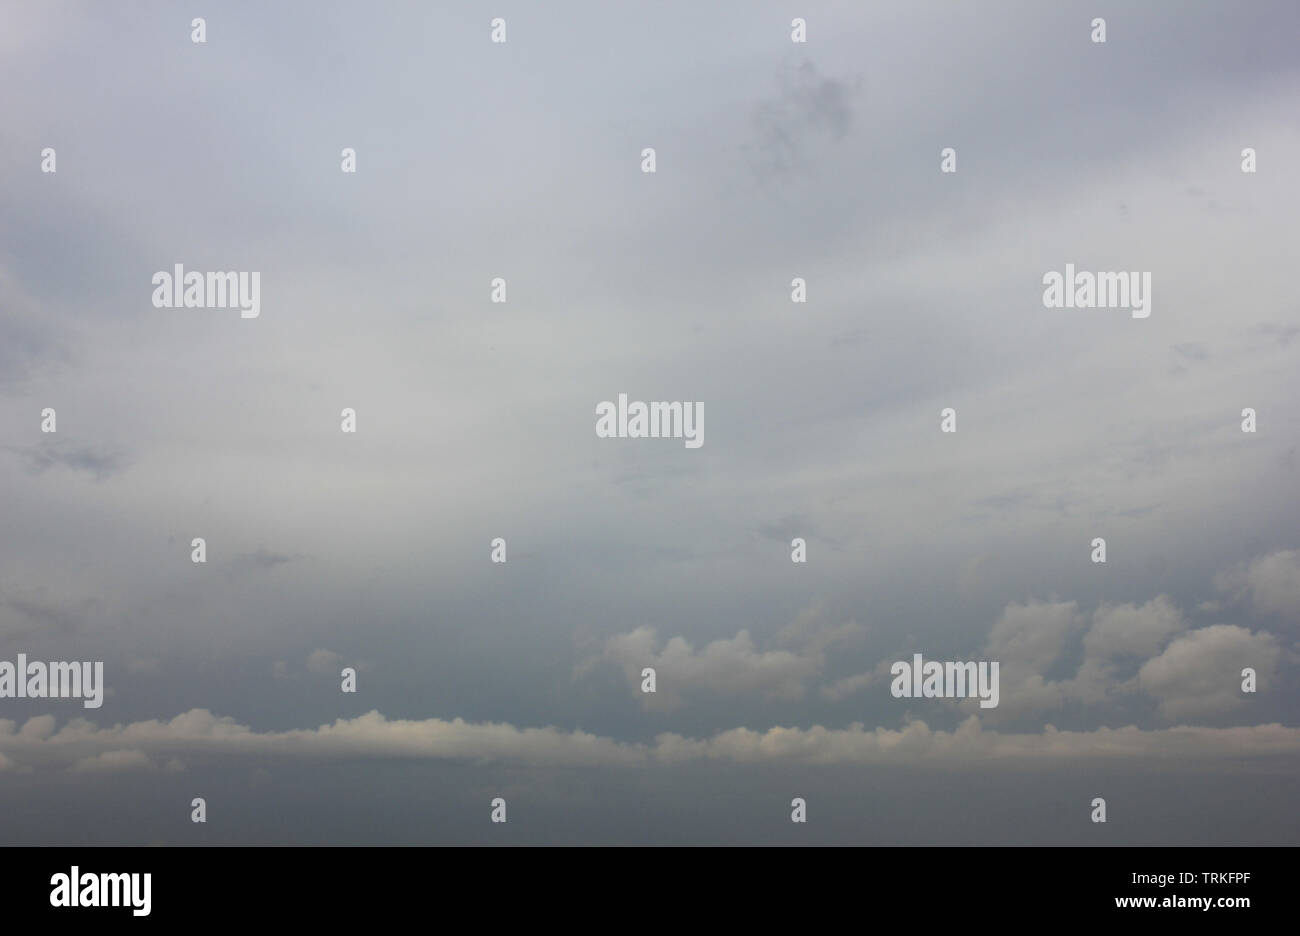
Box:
[774,601,867,654]
[1139,625,1282,721]
[961,592,1278,720]
[986,599,1085,670]
[601,627,820,704]
[1086,596,1186,659]
[595,606,863,706]
[981,599,1086,714]
[1064,596,1187,705]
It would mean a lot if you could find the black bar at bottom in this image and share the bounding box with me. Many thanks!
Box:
[3,845,1285,923]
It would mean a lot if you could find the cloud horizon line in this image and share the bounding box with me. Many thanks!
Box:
[2,707,1297,773]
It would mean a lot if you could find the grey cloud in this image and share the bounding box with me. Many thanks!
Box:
[1171,342,1210,363]
[1215,549,1300,621]
[306,648,344,675]
[231,549,297,574]
[11,439,127,482]
[759,514,813,542]
[774,601,865,654]
[69,749,156,772]
[820,659,893,702]
[0,268,70,388]
[1255,323,1300,348]
[746,61,858,180]
[0,589,96,639]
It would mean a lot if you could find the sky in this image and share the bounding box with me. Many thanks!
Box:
[0,0,1298,844]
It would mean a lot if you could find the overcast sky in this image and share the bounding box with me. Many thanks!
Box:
[1,0,1298,844]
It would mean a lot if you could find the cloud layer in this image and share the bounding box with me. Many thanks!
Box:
[4,707,1298,773]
